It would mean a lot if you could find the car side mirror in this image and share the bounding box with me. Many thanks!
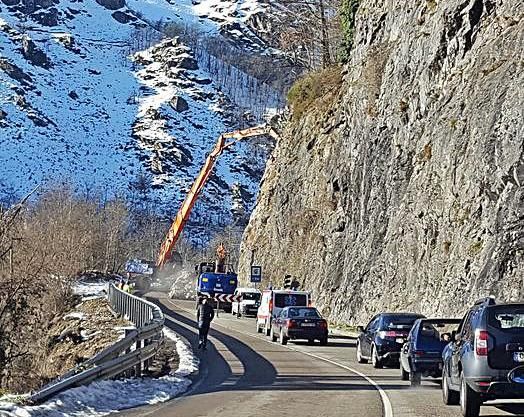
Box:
[357,326,365,333]
[452,330,459,342]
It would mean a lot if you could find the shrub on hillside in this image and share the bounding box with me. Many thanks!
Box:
[287,65,343,120]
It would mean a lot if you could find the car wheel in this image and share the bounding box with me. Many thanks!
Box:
[460,372,481,417]
[280,328,288,345]
[409,370,421,387]
[371,345,383,368]
[271,327,277,342]
[256,321,262,333]
[442,366,459,405]
[319,337,328,346]
[356,342,368,364]
[400,361,409,381]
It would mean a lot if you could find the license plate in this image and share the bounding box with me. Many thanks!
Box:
[513,352,524,363]
[396,338,405,344]
[301,323,316,327]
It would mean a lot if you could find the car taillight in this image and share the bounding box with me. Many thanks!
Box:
[318,320,327,329]
[414,350,425,357]
[287,319,296,329]
[475,330,489,356]
[269,299,273,312]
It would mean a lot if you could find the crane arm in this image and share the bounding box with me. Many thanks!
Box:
[156,124,279,268]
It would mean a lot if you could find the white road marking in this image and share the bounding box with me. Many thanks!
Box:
[167,299,394,417]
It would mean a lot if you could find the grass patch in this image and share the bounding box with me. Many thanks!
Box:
[287,65,343,121]
[468,240,483,256]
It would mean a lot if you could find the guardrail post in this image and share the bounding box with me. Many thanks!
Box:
[135,338,142,376]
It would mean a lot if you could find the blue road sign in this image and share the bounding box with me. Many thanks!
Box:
[250,265,262,283]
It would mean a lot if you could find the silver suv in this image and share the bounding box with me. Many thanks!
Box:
[442,297,524,417]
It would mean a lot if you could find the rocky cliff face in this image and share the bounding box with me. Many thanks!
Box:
[238,0,524,323]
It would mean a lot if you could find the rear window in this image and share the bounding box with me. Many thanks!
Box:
[488,306,524,330]
[288,308,320,318]
[243,292,260,301]
[418,321,459,343]
[382,315,422,330]
[274,293,308,308]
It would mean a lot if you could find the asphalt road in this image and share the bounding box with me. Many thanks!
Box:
[122,294,524,417]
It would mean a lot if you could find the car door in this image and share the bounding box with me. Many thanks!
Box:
[276,309,286,334]
[362,316,379,357]
[450,310,473,386]
[402,325,416,371]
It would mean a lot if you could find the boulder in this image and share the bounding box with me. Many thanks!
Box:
[95,0,124,10]
[177,56,198,71]
[170,96,189,113]
[111,10,136,24]
[31,7,59,26]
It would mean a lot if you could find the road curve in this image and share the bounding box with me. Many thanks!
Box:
[122,294,384,417]
[121,294,524,417]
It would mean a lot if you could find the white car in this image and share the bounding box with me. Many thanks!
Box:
[256,289,310,336]
[232,287,261,317]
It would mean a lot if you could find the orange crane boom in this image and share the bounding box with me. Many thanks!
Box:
[156,124,279,268]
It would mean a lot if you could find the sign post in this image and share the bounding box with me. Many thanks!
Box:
[250,265,262,286]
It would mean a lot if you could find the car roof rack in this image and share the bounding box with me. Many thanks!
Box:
[474,296,496,306]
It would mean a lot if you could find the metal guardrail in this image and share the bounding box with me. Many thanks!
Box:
[29,284,164,404]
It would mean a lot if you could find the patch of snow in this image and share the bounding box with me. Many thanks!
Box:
[71,282,109,297]
[163,327,199,377]
[0,329,198,417]
[63,312,86,321]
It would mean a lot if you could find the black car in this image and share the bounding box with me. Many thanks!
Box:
[442,297,524,417]
[356,312,425,368]
[400,318,461,386]
[271,306,328,346]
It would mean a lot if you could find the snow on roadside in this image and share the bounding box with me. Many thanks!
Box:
[71,281,109,298]
[0,328,198,417]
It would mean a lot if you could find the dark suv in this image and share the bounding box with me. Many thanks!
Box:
[356,312,425,368]
[442,297,524,417]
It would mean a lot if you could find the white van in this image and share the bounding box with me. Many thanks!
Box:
[232,287,261,317]
[256,289,310,336]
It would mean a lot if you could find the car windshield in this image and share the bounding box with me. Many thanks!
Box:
[243,292,260,301]
[488,306,524,330]
[274,293,308,308]
[287,308,320,318]
[383,315,422,330]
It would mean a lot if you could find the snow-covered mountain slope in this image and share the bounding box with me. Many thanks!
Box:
[0,0,278,239]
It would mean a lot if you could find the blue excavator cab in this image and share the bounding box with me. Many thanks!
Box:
[195,262,238,312]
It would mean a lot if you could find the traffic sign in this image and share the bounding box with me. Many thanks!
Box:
[215,294,242,303]
[250,265,262,283]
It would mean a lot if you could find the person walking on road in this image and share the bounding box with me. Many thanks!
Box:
[197,298,215,350]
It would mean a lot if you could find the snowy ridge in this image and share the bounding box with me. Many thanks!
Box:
[0,0,275,239]
[0,327,198,417]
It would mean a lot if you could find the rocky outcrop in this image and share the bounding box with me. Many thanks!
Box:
[0,58,33,86]
[22,36,52,68]
[238,0,524,323]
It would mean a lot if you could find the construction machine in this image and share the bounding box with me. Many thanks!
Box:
[156,124,279,306]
